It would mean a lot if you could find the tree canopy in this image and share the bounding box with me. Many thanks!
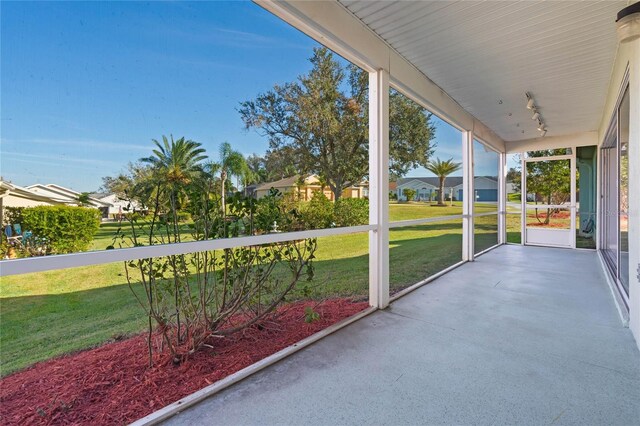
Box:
[524,149,571,224]
[239,47,435,200]
[524,150,571,206]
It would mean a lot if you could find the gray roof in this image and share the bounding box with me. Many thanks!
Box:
[254,175,302,192]
[89,192,111,199]
[398,176,463,187]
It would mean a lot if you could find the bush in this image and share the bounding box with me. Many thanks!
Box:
[254,189,302,233]
[300,192,334,229]
[3,207,24,226]
[508,193,521,202]
[334,198,368,227]
[402,188,416,201]
[115,188,316,365]
[21,205,101,254]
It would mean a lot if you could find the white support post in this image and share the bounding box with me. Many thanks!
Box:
[462,131,474,260]
[498,151,507,244]
[570,147,577,249]
[368,69,390,309]
[595,146,601,251]
[520,153,527,245]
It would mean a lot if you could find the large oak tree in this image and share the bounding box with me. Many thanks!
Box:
[239,47,435,200]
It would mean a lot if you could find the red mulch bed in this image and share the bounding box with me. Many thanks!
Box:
[0,298,368,425]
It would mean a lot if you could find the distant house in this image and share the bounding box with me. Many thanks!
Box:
[27,184,112,217]
[254,175,368,201]
[0,180,64,225]
[89,192,145,220]
[244,184,258,198]
[470,177,499,202]
[395,176,498,202]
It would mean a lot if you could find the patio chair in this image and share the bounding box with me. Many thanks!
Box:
[4,224,22,243]
[4,225,12,239]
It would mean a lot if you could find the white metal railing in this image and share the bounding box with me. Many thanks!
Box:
[0,224,375,277]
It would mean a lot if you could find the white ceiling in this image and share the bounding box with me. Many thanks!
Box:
[339,0,627,142]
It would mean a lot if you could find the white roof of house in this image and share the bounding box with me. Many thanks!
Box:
[26,183,111,207]
[0,181,64,204]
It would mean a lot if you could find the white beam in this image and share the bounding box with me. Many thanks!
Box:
[462,131,474,261]
[570,147,577,249]
[255,0,505,152]
[498,152,507,245]
[505,131,598,153]
[368,69,390,309]
[520,154,527,246]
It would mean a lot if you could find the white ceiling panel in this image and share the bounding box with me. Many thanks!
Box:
[340,0,627,142]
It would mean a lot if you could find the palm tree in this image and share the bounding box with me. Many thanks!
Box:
[141,135,207,185]
[218,142,247,217]
[140,135,207,218]
[425,157,462,206]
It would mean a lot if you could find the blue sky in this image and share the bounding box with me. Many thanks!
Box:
[1,1,494,192]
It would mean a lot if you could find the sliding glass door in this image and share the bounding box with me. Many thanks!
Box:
[600,86,629,302]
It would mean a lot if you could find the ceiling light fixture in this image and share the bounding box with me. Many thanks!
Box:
[616,3,640,43]
[526,92,547,137]
[527,98,535,110]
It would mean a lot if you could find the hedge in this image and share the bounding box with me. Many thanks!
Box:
[300,192,334,229]
[334,198,368,227]
[20,206,101,254]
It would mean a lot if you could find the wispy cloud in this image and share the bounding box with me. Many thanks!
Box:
[141,51,255,72]
[2,158,99,173]
[1,138,151,152]
[1,151,122,168]
[147,22,312,51]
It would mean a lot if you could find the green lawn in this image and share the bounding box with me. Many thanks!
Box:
[506,213,522,244]
[0,202,499,375]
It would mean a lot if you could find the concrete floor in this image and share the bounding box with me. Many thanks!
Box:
[164,245,640,426]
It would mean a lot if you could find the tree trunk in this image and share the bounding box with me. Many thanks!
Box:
[438,177,445,205]
[331,184,342,201]
[545,195,551,225]
[221,169,227,219]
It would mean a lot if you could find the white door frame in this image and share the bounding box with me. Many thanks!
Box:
[522,150,577,249]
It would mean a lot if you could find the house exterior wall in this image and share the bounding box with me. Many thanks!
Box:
[396,180,437,201]
[98,194,139,218]
[475,189,497,202]
[473,177,499,202]
[256,184,366,201]
[255,187,292,199]
[2,194,54,209]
